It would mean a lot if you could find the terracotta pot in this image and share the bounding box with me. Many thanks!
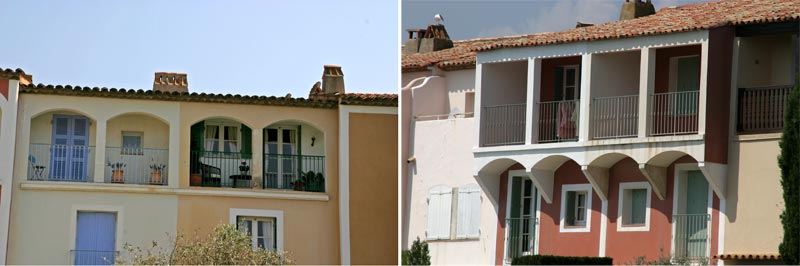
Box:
[190,173,202,186]
[293,182,305,191]
[150,172,162,184]
[111,170,124,183]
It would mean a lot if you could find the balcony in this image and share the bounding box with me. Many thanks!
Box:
[28,143,95,182]
[104,147,168,185]
[70,250,118,265]
[649,91,699,136]
[537,100,579,143]
[737,85,792,134]
[480,104,526,146]
[263,154,325,192]
[590,95,638,139]
[190,150,253,188]
[672,214,709,261]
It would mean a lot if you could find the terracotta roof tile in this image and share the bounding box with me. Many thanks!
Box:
[714,254,781,260]
[341,93,398,106]
[402,0,800,72]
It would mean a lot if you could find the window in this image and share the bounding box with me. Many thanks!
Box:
[556,66,580,101]
[426,185,452,240]
[121,132,143,155]
[237,216,276,250]
[456,183,481,239]
[560,184,592,232]
[668,55,700,115]
[618,182,652,231]
[205,121,240,152]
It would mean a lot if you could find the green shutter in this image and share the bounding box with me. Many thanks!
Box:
[510,177,522,219]
[554,67,564,101]
[565,191,576,225]
[190,121,205,152]
[241,125,252,159]
[631,189,647,224]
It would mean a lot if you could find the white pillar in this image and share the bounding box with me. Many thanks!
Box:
[252,128,263,188]
[474,64,483,147]
[0,79,20,265]
[638,47,656,138]
[698,41,710,135]
[526,58,541,144]
[578,53,593,142]
[167,116,180,188]
[93,118,107,183]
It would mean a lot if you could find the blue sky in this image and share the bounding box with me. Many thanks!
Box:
[403,0,710,41]
[0,0,398,96]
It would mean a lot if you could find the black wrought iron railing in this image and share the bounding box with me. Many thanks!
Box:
[263,154,325,192]
[190,150,253,188]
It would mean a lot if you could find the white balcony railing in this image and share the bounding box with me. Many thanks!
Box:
[28,143,95,182]
[537,100,579,143]
[673,213,709,260]
[650,91,699,136]
[104,147,168,185]
[480,104,526,146]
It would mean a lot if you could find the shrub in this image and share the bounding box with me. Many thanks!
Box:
[779,73,800,265]
[116,223,293,265]
[405,237,430,265]
[511,255,612,265]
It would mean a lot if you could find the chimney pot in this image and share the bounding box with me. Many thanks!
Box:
[619,0,655,20]
[153,72,188,93]
[321,65,345,95]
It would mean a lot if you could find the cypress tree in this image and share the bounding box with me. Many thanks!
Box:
[779,75,800,265]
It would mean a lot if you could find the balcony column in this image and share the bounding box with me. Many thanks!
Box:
[698,41,710,135]
[93,118,107,183]
[167,118,180,188]
[252,128,263,189]
[474,63,483,147]
[526,58,541,144]
[638,47,656,138]
[578,53,593,142]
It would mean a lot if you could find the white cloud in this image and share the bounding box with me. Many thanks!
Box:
[523,0,619,34]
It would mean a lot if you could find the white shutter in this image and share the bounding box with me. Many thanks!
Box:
[427,186,452,240]
[456,184,482,238]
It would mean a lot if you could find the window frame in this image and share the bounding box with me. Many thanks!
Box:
[236,216,277,250]
[121,131,144,155]
[561,65,581,101]
[229,208,284,251]
[559,184,592,233]
[617,182,652,232]
[204,120,241,153]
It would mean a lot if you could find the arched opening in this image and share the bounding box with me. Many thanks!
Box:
[104,113,170,185]
[262,120,325,192]
[189,117,253,188]
[27,110,97,182]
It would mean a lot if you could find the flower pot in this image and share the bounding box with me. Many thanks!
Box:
[293,182,305,191]
[190,173,202,186]
[111,170,125,183]
[150,172,162,184]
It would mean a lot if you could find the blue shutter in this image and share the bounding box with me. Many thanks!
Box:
[50,115,71,180]
[75,212,116,265]
[70,117,89,181]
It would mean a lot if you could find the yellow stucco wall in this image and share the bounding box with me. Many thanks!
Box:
[348,113,398,265]
[724,136,784,254]
[106,113,169,149]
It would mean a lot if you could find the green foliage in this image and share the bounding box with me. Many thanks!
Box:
[405,237,430,265]
[511,255,612,265]
[116,223,293,265]
[779,75,800,265]
[401,250,410,265]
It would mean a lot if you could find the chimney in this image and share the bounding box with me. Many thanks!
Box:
[402,24,454,55]
[619,0,655,21]
[153,72,188,93]
[322,65,345,94]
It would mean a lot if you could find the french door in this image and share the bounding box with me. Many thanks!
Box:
[50,115,90,181]
[264,127,298,188]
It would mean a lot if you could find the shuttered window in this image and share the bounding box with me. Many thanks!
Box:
[456,184,481,239]
[426,185,452,240]
[618,182,651,231]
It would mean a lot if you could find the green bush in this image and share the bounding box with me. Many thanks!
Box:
[405,237,430,265]
[512,255,612,265]
[779,74,800,265]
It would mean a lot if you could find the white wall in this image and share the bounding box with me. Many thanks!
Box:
[407,118,496,264]
[402,71,432,87]
[106,114,169,149]
[481,61,527,106]
[590,50,641,98]
[446,69,476,115]
[737,34,794,88]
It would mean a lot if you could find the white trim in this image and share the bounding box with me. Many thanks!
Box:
[671,163,713,259]
[717,199,726,266]
[0,79,19,264]
[337,104,396,265]
[534,190,541,255]
[616,182,652,232]
[68,204,125,254]
[559,183,593,233]
[503,170,528,264]
[599,200,608,256]
[229,208,284,252]
[19,182,330,201]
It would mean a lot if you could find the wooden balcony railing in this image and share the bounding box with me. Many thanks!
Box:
[737,85,792,134]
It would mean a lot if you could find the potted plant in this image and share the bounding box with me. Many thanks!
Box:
[149,163,166,184]
[238,161,250,175]
[107,161,126,183]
